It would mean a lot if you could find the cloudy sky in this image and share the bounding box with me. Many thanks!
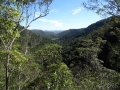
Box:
[28,0,102,30]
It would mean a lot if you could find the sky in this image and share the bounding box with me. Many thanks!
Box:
[28,0,103,31]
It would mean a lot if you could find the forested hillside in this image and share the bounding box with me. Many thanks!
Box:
[57,17,110,42]
[30,29,57,39]
[59,16,120,89]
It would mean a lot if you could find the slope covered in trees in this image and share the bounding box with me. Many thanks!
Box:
[59,16,120,89]
[57,17,110,42]
[30,29,57,39]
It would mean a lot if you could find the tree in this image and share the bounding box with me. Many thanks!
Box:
[27,44,75,90]
[83,0,120,17]
[0,0,52,90]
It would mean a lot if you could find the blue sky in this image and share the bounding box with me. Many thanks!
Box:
[28,0,102,31]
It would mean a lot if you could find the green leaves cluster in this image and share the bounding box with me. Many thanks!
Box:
[27,44,75,90]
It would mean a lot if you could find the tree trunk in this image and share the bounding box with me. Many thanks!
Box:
[6,53,10,90]
[18,67,21,90]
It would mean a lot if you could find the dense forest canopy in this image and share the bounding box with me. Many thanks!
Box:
[0,0,120,90]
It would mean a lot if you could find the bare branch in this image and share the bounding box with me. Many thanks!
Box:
[83,0,120,17]
[19,0,52,33]
[0,36,7,50]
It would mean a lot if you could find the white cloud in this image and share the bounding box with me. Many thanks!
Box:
[39,18,63,27]
[72,7,83,15]
[35,9,58,17]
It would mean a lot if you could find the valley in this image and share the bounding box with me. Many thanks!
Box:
[20,16,120,89]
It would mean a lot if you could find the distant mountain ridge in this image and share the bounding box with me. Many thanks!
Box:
[44,30,64,34]
[29,17,111,40]
[30,29,57,39]
[57,17,110,41]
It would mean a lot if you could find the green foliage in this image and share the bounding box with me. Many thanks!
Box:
[8,58,40,89]
[10,49,27,64]
[42,62,74,90]
[24,44,75,90]
[30,30,57,39]
[0,0,53,89]
[36,44,62,62]
[73,68,120,90]
[59,16,120,89]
